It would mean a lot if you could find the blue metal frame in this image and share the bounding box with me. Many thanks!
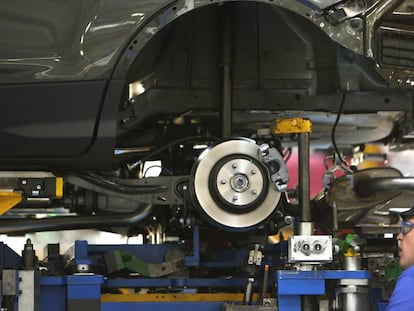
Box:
[38,274,255,311]
[0,234,389,311]
[40,275,104,311]
[277,270,372,311]
[101,302,225,311]
[66,226,249,270]
[40,270,377,311]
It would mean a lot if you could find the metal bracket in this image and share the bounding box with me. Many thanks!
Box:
[66,174,187,205]
[288,235,333,263]
[104,249,185,277]
[323,153,354,189]
[258,144,289,192]
[324,0,367,25]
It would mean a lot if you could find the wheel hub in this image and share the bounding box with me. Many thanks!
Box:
[190,138,285,231]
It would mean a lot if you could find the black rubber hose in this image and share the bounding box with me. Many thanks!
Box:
[355,177,414,197]
[0,204,153,234]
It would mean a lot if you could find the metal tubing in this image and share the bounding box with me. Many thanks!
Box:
[298,132,311,223]
[297,222,314,236]
[344,256,361,271]
[260,265,269,304]
[0,204,153,234]
[332,202,338,236]
[355,177,414,197]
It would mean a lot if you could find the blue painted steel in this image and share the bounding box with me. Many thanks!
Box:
[0,237,386,311]
[184,224,200,266]
[39,275,104,311]
[38,274,248,311]
[40,283,65,311]
[71,240,93,266]
[66,275,104,300]
[277,270,371,281]
[72,227,247,270]
[73,241,88,259]
[104,277,249,288]
[277,270,371,311]
[39,275,245,311]
[40,276,66,286]
[278,278,325,295]
[102,302,224,311]
[277,295,302,311]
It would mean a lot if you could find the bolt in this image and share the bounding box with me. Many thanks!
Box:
[291,119,298,126]
[232,196,238,202]
[36,184,42,190]
[235,177,245,187]
[251,169,257,175]
[232,163,238,169]
[252,189,257,195]
[284,216,293,225]
[21,180,27,185]
[350,17,362,29]
[220,179,227,185]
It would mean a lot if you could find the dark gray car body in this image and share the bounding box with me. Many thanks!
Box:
[0,0,412,170]
[0,0,413,235]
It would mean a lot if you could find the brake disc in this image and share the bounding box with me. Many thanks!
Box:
[190,138,285,231]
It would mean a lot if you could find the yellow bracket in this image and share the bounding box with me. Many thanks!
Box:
[271,118,312,134]
[344,248,360,257]
[0,192,22,216]
[55,177,63,199]
[101,293,261,303]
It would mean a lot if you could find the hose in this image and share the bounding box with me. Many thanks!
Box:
[355,177,414,197]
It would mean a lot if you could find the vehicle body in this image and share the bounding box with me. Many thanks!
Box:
[0,0,413,234]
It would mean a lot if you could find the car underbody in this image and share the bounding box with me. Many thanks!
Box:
[0,0,413,236]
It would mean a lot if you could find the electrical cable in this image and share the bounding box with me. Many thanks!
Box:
[138,135,218,164]
[331,92,347,166]
[283,147,292,163]
[143,165,173,177]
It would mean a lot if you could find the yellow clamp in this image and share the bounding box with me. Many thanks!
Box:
[0,192,22,216]
[344,248,360,257]
[271,118,312,134]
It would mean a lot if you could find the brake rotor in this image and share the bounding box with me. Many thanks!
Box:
[190,138,283,231]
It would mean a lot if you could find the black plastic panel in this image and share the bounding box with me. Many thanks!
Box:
[0,80,106,157]
[0,79,123,170]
